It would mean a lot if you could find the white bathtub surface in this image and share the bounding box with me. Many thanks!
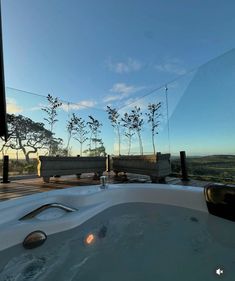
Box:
[0,183,208,251]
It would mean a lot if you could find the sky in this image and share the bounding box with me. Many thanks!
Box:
[2,0,235,156]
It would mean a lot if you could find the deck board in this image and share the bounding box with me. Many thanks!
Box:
[0,172,211,202]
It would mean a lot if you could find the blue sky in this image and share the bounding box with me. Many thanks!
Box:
[2,0,235,155]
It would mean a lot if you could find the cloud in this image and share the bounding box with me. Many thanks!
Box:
[103,83,144,103]
[117,97,149,115]
[61,100,97,111]
[123,97,148,110]
[155,58,186,75]
[6,98,23,114]
[27,100,97,112]
[107,58,142,74]
[29,103,46,111]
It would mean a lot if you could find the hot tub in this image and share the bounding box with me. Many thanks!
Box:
[0,183,234,280]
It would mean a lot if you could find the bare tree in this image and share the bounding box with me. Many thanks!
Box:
[73,115,88,156]
[87,115,102,156]
[146,102,161,154]
[66,113,77,155]
[42,94,62,155]
[106,106,121,155]
[121,112,135,155]
[129,106,144,155]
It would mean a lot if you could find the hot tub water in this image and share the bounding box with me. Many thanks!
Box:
[0,203,234,281]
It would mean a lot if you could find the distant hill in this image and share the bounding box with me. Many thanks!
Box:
[171,154,235,184]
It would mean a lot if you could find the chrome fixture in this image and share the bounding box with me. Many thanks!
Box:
[100,175,108,189]
[19,203,77,221]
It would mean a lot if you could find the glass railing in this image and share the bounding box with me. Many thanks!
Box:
[1,48,235,183]
[168,49,235,183]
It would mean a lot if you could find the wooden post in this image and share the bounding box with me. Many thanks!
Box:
[180,151,189,181]
[2,155,10,183]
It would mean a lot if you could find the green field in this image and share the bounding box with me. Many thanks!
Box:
[171,155,235,184]
[0,159,38,177]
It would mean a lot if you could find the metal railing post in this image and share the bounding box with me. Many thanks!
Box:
[180,151,189,181]
[2,155,10,183]
[106,155,111,172]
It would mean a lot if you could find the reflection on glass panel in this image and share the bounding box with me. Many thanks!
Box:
[169,49,235,183]
[1,49,235,182]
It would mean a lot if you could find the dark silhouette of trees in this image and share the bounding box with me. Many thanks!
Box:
[146,102,161,154]
[87,115,103,156]
[73,115,88,156]
[106,106,121,155]
[121,112,135,155]
[1,114,62,162]
[42,94,62,155]
[129,106,144,155]
[50,137,64,156]
[83,140,106,156]
[66,113,77,155]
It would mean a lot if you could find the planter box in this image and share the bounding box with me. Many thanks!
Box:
[38,156,106,183]
[112,152,171,183]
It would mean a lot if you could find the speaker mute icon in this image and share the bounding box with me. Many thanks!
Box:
[216,268,224,276]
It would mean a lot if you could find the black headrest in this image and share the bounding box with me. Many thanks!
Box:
[204,184,235,222]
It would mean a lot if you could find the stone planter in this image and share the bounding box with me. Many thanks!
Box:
[38,156,106,183]
[112,152,171,183]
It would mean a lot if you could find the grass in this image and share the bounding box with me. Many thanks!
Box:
[0,159,38,176]
[171,155,235,184]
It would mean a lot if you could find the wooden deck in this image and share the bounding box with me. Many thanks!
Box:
[0,172,211,202]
